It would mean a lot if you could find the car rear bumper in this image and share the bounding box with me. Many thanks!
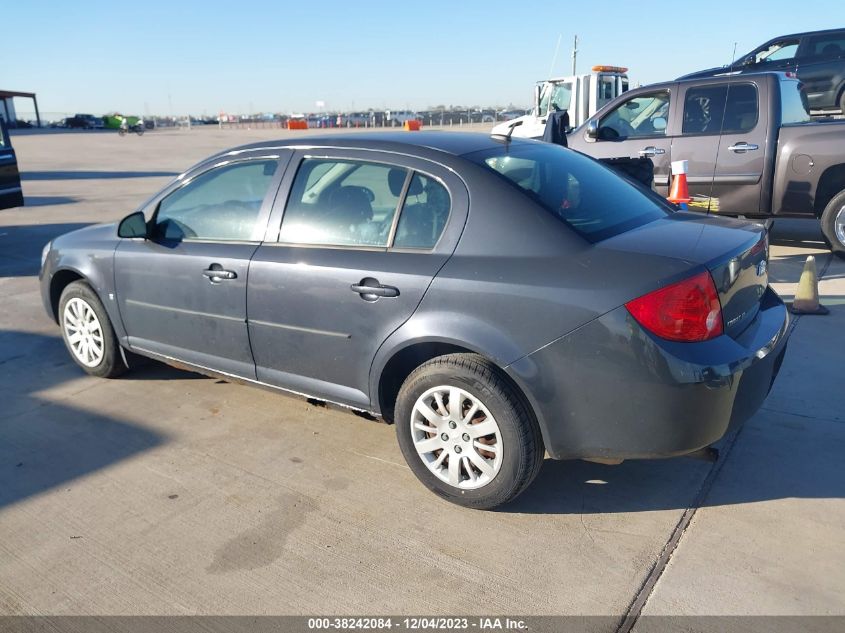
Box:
[506,286,789,460]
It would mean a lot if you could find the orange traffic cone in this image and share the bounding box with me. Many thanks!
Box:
[790,255,829,315]
[668,160,690,209]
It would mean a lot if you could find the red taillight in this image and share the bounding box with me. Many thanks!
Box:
[625,271,724,342]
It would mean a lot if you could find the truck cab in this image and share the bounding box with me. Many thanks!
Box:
[568,71,845,257]
[491,66,629,139]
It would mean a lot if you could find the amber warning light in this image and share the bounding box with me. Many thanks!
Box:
[591,65,628,73]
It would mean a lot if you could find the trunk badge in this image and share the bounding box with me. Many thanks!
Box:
[757,260,768,277]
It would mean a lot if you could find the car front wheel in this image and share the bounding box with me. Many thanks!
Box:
[395,353,544,510]
[59,280,127,378]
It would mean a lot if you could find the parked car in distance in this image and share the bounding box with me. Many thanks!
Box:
[679,28,845,115]
[40,133,789,509]
[568,72,845,257]
[0,117,23,209]
[341,112,371,127]
[65,114,104,129]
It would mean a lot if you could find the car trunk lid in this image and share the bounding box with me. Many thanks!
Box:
[598,212,769,339]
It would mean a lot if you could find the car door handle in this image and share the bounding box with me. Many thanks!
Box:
[202,267,237,281]
[728,142,759,153]
[638,146,666,157]
[351,278,400,301]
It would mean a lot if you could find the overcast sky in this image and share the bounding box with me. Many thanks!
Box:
[5,0,841,117]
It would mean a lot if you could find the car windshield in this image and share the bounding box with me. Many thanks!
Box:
[465,142,670,242]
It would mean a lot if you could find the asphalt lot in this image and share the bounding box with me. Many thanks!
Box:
[1,126,843,624]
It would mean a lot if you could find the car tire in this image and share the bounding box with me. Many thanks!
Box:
[820,189,845,259]
[58,280,127,378]
[395,353,544,510]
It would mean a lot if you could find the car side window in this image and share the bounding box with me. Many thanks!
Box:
[279,158,404,247]
[722,84,758,133]
[683,84,758,135]
[393,173,451,249]
[682,86,727,135]
[154,159,278,241]
[753,39,799,63]
[806,33,845,57]
[598,92,670,140]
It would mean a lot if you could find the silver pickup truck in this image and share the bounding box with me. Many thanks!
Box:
[567,72,845,257]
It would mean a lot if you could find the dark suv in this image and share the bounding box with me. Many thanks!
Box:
[680,28,845,114]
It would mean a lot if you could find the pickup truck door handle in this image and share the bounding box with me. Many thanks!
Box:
[638,146,666,157]
[202,267,237,282]
[351,277,400,301]
[728,142,759,153]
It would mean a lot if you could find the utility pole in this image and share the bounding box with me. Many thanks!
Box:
[572,34,578,75]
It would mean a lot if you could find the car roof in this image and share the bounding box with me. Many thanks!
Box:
[217,132,526,161]
[642,71,790,91]
[764,27,845,41]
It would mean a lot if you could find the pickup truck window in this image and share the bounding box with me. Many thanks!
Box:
[598,91,670,140]
[683,84,758,135]
[779,80,812,125]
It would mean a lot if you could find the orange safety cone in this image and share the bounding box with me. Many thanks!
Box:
[790,255,829,315]
[668,160,690,209]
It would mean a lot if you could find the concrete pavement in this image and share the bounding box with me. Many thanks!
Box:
[0,127,842,623]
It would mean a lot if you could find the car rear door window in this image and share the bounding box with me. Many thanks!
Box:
[806,32,845,57]
[683,84,757,134]
[154,159,278,241]
[722,84,758,133]
[279,158,405,247]
[393,173,451,249]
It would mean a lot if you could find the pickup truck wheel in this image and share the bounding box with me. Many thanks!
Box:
[394,353,544,510]
[820,190,845,259]
[59,281,127,378]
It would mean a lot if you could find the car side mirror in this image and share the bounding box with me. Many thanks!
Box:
[742,55,755,66]
[652,117,667,132]
[118,211,148,239]
[586,119,599,139]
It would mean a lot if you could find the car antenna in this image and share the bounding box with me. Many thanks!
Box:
[491,119,523,143]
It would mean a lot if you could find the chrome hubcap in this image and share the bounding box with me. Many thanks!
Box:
[410,386,503,490]
[835,204,845,247]
[63,298,104,367]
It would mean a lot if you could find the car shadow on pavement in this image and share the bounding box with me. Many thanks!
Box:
[21,171,179,181]
[0,223,92,277]
[500,405,845,515]
[23,196,79,207]
[0,330,167,511]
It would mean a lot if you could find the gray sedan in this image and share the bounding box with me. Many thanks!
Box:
[39,133,789,509]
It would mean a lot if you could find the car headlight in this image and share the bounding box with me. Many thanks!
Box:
[41,241,52,269]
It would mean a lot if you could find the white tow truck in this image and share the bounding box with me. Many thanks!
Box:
[492,65,630,139]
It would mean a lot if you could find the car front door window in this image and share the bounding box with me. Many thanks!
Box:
[154,159,279,242]
[753,40,799,63]
[598,92,670,140]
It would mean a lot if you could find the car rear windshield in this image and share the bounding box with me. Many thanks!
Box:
[465,142,669,242]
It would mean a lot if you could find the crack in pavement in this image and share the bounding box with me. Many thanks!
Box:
[615,251,836,633]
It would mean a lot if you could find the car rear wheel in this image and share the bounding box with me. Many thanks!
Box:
[395,353,544,510]
[59,281,127,378]
[820,190,845,259]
